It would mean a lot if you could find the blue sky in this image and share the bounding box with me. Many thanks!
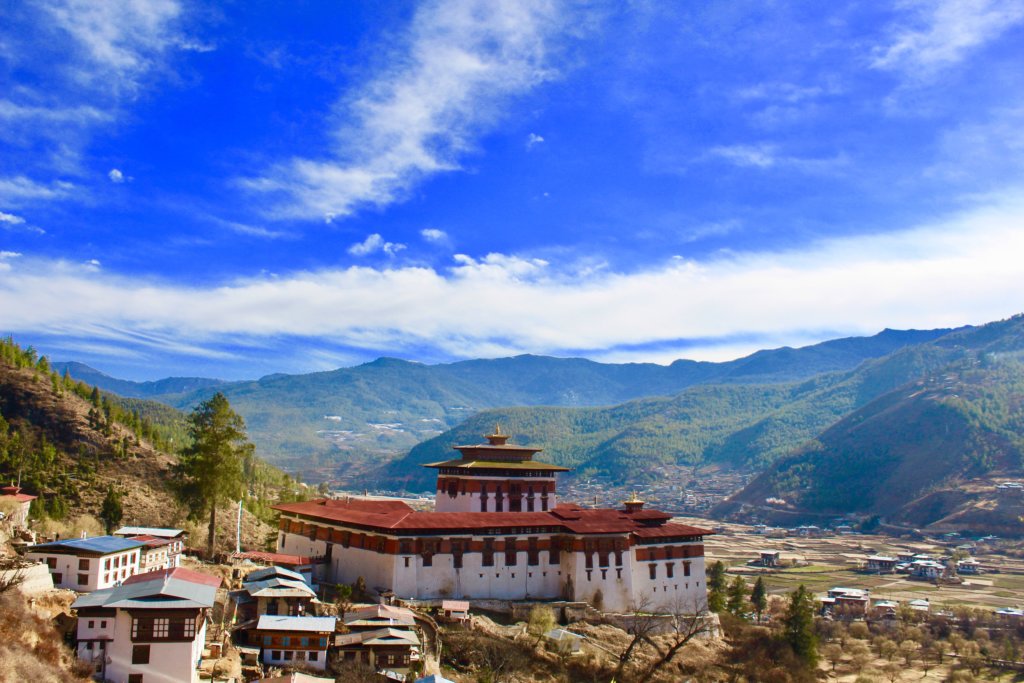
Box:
[2,0,1023,380]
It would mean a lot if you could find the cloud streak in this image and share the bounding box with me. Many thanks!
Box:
[2,197,1023,363]
[245,0,572,220]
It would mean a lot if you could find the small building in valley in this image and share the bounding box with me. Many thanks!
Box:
[27,536,145,591]
[865,555,897,573]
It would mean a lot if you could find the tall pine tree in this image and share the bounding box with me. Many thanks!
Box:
[99,485,123,535]
[707,560,727,612]
[750,575,768,622]
[782,584,819,668]
[176,393,253,555]
[726,576,748,615]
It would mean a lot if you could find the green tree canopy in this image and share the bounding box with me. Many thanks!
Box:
[750,575,768,622]
[176,392,254,554]
[707,560,727,613]
[99,485,123,535]
[726,575,748,616]
[782,584,819,669]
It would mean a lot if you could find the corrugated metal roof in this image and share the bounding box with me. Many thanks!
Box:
[244,566,307,583]
[114,526,185,538]
[31,536,145,555]
[256,615,336,632]
[72,569,219,611]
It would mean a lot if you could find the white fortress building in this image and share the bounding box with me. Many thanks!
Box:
[273,430,711,613]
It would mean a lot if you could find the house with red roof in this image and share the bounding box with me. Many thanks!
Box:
[0,484,35,527]
[272,429,711,613]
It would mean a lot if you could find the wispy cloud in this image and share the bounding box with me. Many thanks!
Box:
[704,143,846,172]
[526,132,545,149]
[348,233,406,257]
[872,0,1024,76]
[245,0,574,221]
[0,211,26,226]
[108,168,126,183]
[0,176,76,206]
[2,196,1023,363]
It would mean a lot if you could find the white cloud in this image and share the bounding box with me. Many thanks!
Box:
[0,251,21,259]
[2,196,1023,362]
[526,132,545,149]
[0,176,76,206]
[348,233,406,257]
[420,228,449,242]
[42,0,184,94]
[245,0,573,220]
[0,211,26,225]
[872,0,1024,75]
[108,168,125,183]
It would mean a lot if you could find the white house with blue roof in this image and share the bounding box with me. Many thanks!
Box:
[27,535,145,591]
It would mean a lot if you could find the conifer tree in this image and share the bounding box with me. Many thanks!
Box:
[176,393,253,555]
[726,575,748,615]
[751,575,768,622]
[707,560,727,612]
[783,584,819,668]
[99,485,123,535]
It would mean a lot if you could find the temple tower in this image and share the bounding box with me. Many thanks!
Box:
[425,427,568,513]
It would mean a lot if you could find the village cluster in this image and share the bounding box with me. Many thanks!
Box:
[2,431,717,682]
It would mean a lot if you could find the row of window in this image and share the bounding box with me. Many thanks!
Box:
[131,616,196,641]
[649,562,692,580]
[261,636,329,648]
[266,650,321,662]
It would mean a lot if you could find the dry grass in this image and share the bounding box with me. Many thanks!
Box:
[0,591,88,683]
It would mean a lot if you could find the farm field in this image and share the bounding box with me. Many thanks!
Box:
[678,518,1024,612]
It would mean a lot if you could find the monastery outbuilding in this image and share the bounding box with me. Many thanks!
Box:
[273,429,711,613]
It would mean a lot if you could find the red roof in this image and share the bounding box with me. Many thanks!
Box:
[273,498,713,537]
[0,485,36,502]
[128,535,174,548]
[232,551,315,566]
[123,566,221,588]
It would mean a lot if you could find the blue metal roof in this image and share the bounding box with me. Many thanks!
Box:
[32,535,145,554]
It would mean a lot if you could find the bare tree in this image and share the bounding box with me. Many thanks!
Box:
[612,594,713,682]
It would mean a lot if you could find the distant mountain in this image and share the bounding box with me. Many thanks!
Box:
[52,361,229,400]
[377,333,967,491]
[716,353,1024,534]
[57,327,953,477]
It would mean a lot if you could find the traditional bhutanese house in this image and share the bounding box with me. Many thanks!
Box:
[957,558,982,574]
[27,536,145,592]
[757,550,780,568]
[865,555,898,573]
[869,599,899,619]
[909,560,945,580]
[822,587,869,616]
[343,604,416,631]
[335,627,420,675]
[907,598,930,613]
[0,484,36,527]
[230,566,318,626]
[995,608,1024,625]
[71,567,220,683]
[129,535,181,574]
[272,430,712,613]
[440,599,470,622]
[254,615,335,671]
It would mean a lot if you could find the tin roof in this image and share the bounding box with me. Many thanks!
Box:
[232,551,315,566]
[114,526,185,539]
[256,615,336,633]
[423,458,569,471]
[72,567,219,611]
[30,535,145,556]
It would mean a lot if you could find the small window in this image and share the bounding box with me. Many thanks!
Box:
[77,573,88,586]
[78,559,89,570]
[272,650,281,660]
[649,564,657,580]
[100,620,106,628]
[263,636,272,646]
[85,641,93,650]
[309,651,319,661]
[132,644,150,664]
[128,675,143,683]
[666,563,674,579]
[46,557,56,569]
[282,636,290,646]
[88,620,95,628]
[683,561,691,577]
[53,572,62,584]
[104,558,110,570]
[284,651,294,661]
[301,637,309,647]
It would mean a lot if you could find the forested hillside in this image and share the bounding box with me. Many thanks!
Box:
[57,328,952,475]
[0,338,302,549]
[718,353,1024,532]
